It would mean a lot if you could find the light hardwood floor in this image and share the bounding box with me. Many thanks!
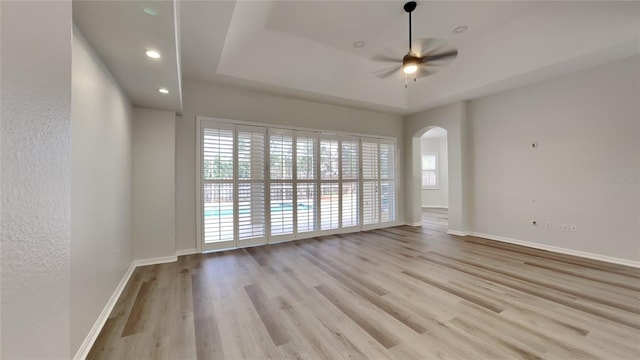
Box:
[89,210,640,359]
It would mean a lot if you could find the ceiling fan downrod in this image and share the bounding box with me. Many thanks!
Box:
[402,1,419,84]
[404,1,417,52]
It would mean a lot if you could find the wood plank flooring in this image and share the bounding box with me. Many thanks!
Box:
[88,210,640,359]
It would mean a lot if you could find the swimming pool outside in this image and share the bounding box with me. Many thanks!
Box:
[204,202,312,217]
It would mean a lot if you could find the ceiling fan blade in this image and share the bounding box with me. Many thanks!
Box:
[421,49,458,64]
[372,54,402,63]
[414,37,445,56]
[373,65,402,78]
[416,66,436,79]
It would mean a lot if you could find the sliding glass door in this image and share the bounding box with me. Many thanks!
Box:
[295,132,319,236]
[319,135,340,231]
[269,129,295,242]
[237,125,267,247]
[201,122,268,251]
[202,123,236,251]
[361,138,396,229]
[199,118,397,252]
[379,140,396,223]
[341,137,360,231]
[362,139,380,227]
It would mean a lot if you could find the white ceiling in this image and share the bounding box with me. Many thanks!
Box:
[73,0,182,112]
[74,0,640,115]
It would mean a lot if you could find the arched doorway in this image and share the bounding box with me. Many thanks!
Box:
[419,127,449,228]
[403,102,467,234]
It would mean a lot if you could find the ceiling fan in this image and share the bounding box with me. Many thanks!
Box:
[373,1,458,86]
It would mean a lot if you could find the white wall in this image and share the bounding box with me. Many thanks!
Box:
[70,28,134,354]
[175,81,404,252]
[1,2,72,358]
[421,135,449,208]
[467,55,640,262]
[132,108,176,260]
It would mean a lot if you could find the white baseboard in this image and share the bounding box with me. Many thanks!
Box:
[405,222,423,227]
[133,255,178,267]
[446,230,469,236]
[73,262,136,360]
[74,253,180,359]
[422,206,449,209]
[176,248,198,257]
[468,231,640,269]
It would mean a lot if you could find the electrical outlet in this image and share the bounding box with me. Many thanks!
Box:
[545,221,552,230]
[570,224,578,232]
[561,224,569,231]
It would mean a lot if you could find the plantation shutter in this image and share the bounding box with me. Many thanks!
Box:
[200,118,397,251]
[295,132,318,233]
[379,140,396,223]
[202,124,235,244]
[320,136,340,230]
[269,129,294,238]
[361,139,379,225]
[341,138,359,228]
[237,125,266,242]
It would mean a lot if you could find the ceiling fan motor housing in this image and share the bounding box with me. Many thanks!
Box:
[403,54,420,67]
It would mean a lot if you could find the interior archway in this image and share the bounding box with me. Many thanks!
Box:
[419,127,449,228]
[403,102,467,235]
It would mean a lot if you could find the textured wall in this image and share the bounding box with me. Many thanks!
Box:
[70,27,134,355]
[132,108,176,260]
[1,2,72,358]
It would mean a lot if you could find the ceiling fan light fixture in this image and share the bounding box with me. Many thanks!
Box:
[371,1,458,83]
[146,50,161,59]
[403,64,417,74]
[402,54,419,74]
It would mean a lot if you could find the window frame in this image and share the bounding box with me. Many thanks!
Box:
[421,152,439,190]
[196,116,398,253]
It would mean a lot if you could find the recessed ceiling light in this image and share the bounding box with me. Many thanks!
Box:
[145,50,161,59]
[453,25,468,34]
[143,8,157,16]
[158,88,169,94]
[353,41,366,48]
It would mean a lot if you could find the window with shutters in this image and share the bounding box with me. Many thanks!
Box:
[269,129,295,238]
[320,137,340,230]
[237,126,266,241]
[361,140,379,225]
[379,140,396,223]
[295,133,318,233]
[341,138,359,228]
[361,138,396,226]
[202,125,235,245]
[198,118,396,252]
